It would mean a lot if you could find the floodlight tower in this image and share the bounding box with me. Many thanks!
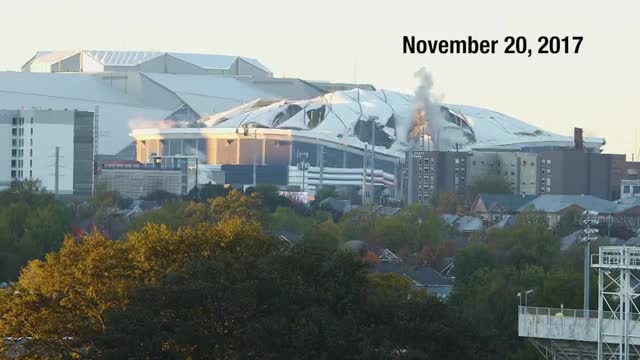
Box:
[592,246,640,360]
[581,210,600,314]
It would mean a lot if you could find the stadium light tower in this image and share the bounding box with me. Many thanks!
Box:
[581,210,599,315]
[297,152,310,192]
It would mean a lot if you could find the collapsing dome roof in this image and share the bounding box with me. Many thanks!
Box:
[193,89,605,154]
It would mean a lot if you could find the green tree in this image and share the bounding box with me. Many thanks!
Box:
[515,205,549,227]
[468,175,512,201]
[0,181,70,281]
[431,191,459,214]
[554,207,581,237]
[246,184,291,212]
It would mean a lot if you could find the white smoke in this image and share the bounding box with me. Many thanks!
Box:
[413,68,467,151]
[128,118,177,130]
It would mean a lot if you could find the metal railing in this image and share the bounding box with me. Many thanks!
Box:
[520,306,640,321]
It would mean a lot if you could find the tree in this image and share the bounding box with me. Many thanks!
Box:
[315,185,338,203]
[246,184,291,212]
[188,183,229,202]
[431,191,459,214]
[0,181,71,281]
[467,175,512,201]
[515,205,549,227]
[555,207,581,237]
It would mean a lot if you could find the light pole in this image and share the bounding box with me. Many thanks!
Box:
[240,124,258,187]
[369,116,378,205]
[581,210,599,316]
[297,152,309,192]
[517,292,522,312]
[524,289,534,308]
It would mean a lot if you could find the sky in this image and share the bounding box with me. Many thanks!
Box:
[1,0,638,156]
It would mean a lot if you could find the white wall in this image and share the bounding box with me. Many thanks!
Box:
[57,54,81,72]
[0,118,10,189]
[234,58,271,79]
[81,53,105,73]
[29,111,75,194]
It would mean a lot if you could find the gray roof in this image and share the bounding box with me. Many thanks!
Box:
[319,197,350,213]
[491,215,515,230]
[372,263,452,287]
[519,195,615,214]
[455,216,484,232]
[440,214,459,226]
[477,193,538,212]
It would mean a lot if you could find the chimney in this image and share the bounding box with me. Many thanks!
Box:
[574,127,584,150]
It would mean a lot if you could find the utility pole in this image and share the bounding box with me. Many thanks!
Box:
[362,143,368,205]
[297,152,309,192]
[252,128,257,187]
[369,116,378,205]
[581,210,600,316]
[318,142,324,189]
[54,146,60,195]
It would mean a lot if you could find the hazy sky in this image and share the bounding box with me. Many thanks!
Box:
[1,0,638,156]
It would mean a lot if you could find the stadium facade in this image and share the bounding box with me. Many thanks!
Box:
[0,49,608,197]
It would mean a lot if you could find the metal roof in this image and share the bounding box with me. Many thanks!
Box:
[28,51,80,65]
[85,51,163,66]
[519,195,615,213]
[477,193,539,212]
[168,53,271,73]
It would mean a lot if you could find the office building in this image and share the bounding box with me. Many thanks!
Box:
[0,109,94,196]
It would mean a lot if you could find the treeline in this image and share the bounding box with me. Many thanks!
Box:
[0,181,70,281]
[0,181,603,359]
[0,189,485,359]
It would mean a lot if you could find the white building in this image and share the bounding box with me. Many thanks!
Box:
[0,110,94,196]
[467,151,540,195]
[22,51,272,79]
[622,179,640,199]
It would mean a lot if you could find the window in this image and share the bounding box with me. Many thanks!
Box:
[624,186,631,193]
[11,149,16,156]
[523,160,527,166]
[634,186,640,194]
[11,128,17,136]
[11,170,16,178]
[11,160,17,168]
[30,128,33,135]
[12,117,17,125]
[531,162,535,166]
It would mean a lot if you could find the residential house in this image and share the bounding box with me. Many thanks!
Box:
[373,262,453,299]
[471,193,538,224]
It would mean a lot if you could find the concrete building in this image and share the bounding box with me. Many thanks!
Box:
[538,150,625,200]
[0,109,94,196]
[467,151,539,195]
[622,179,640,199]
[406,151,467,205]
[95,166,183,199]
[22,51,273,79]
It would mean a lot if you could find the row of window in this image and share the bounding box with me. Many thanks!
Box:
[623,185,640,194]
[11,117,32,126]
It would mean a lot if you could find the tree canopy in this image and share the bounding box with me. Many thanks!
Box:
[0,190,485,358]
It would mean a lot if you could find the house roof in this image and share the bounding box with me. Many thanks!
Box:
[372,263,452,287]
[455,216,484,232]
[475,193,538,213]
[319,197,350,213]
[519,195,615,214]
